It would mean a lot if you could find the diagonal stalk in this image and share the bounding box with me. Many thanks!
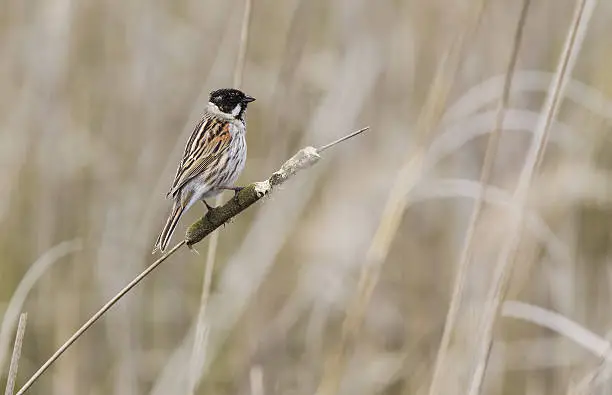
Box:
[427,1,531,394]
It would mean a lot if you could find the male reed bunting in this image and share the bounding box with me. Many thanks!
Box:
[153,88,255,253]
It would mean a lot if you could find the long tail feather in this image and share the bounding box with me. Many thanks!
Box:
[153,202,185,253]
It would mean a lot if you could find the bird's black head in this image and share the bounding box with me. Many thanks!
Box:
[209,88,255,120]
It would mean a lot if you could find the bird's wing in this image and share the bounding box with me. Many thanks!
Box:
[166,115,232,198]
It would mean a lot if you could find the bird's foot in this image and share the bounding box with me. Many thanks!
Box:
[221,186,244,196]
[201,199,216,211]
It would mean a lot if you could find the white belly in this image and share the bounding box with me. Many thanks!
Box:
[180,124,247,210]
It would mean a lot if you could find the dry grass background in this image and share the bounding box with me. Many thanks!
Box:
[2,0,612,394]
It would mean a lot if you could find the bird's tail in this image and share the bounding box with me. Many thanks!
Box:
[153,201,185,254]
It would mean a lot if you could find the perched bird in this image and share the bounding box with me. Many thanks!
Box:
[153,88,255,253]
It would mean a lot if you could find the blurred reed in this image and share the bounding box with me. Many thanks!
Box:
[2,0,612,394]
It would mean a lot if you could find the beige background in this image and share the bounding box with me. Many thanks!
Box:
[2,0,612,394]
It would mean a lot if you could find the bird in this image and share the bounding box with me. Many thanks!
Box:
[153,88,255,253]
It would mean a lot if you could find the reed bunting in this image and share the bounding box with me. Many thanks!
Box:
[153,88,255,253]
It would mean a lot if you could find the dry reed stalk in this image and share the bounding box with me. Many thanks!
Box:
[466,0,598,394]
[249,365,264,395]
[501,301,610,359]
[188,1,253,393]
[14,127,368,395]
[314,2,489,394]
[233,0,252,90]
[569,348,612,395]
[568,325,612,395]
[0,240,81,377]
[15,241,184,395]
[427,1,531,394]
[4,313,27,395]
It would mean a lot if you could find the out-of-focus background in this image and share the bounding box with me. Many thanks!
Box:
[2,0,612,394]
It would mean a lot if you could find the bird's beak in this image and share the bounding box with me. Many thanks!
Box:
[243,95,256,103]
